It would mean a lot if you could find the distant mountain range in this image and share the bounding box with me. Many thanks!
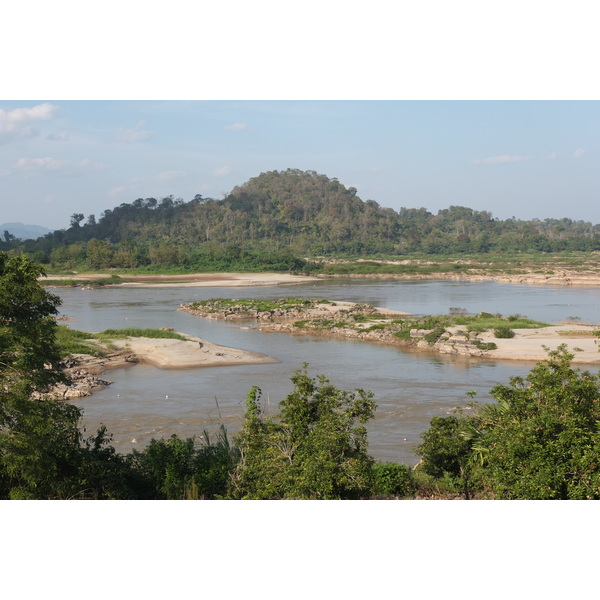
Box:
[1,222,53,240]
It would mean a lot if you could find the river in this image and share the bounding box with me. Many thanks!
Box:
[53,278,600,465]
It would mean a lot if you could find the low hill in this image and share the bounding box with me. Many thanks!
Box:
[9,169,600,269]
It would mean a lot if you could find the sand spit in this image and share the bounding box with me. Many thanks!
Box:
[43,272,320,287]
[108,333,279,369]
[48,333,278,399]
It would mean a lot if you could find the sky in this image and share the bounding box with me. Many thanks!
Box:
[1,100,598,230]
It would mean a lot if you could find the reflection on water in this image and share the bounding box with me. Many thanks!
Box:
[56,279,600,464]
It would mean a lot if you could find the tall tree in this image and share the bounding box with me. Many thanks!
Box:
[229,366,377,499]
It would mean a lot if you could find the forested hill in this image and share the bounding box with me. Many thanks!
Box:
[7,168,600,269]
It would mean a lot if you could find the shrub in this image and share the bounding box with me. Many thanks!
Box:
[475,341,497,351]
[372,462,415,497]
[493,326,515,339]
[424,327,446,344]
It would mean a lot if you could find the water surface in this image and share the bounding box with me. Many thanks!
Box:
[54,278,600,464]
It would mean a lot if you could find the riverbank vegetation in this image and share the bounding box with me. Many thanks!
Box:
[3,252,600,500]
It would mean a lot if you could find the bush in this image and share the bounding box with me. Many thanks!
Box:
[424,327,446,344]
[493,326,515,338]
[372,462,415,497]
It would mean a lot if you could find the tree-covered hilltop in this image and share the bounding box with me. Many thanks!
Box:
[4,168,600,269]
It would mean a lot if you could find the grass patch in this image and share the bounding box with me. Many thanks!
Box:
[94,328,188,341]
[186,297,322,314]
[557,330,597,337]
[56,326,107,358]
[56,326,188,358]
[451,313,548,332]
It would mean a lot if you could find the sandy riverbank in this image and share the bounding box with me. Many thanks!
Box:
[43,272,321,287]
[108,333,279,369]
[472,325,600,364]
[52,333,279,399]
[42,268,600,288]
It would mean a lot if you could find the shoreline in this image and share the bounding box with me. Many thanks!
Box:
[51,333,279,399]
[42,269,600,288]
[43,272,321,288]
[180,299,600,366]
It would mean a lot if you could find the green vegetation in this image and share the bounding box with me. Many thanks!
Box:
[93,328,187,341]
[55,326,188,358]
[414,345,600,499]
[187,297,320,314]
[493,325,516,338]
[3,252,600,500]
[228,367,376,499]
[55,327,109,357]
[3,169,600,275]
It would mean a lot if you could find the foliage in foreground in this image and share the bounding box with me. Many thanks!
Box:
[415,345,600,499]
[228,366,377,499]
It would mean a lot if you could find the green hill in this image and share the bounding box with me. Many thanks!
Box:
[7,168,600,270]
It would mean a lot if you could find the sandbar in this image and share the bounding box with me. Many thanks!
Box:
[108,333,279,369]
[473,325,600,364]
[43,272,320,287]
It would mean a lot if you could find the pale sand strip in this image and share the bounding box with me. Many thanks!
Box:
[474,325,600,364]
[43,272,321,287]
[108,334,279,369]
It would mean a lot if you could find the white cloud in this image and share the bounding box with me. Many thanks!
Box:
[213,166,233,177]
[0,103,59,143]
[472,155,533,165]
[112,121,154,143]
[574,148,587,159]
[548,152,558,160]
[15,156,105,176]
[224,123,248,132]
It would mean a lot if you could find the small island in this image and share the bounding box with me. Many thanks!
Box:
[49,326,278,399]
[180,297,600,364]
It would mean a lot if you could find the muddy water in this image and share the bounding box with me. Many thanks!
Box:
[53,278,600,464]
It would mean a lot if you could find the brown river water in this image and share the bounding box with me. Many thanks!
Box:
[53,278,600,465]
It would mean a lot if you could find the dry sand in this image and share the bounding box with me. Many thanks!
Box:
[474,325,600,364]
[108,333,279,369]
[43,272,320,287]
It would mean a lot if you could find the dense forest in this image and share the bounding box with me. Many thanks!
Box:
[2,252,600,500]
[2,169,600,271]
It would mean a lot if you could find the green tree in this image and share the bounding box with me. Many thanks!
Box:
[127,426,239,499]
[415,412,481,498]
[0,253,82,498]
[478,345,600,499]
[0,253,66,394]
[228,366,377,499]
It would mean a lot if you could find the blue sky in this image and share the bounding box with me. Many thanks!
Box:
[1,100,597,230]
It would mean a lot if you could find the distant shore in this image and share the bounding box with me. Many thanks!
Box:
[42,268,600,288]
[43,272,321,287]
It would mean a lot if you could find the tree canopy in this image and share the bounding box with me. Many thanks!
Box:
[4,169,600,269]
